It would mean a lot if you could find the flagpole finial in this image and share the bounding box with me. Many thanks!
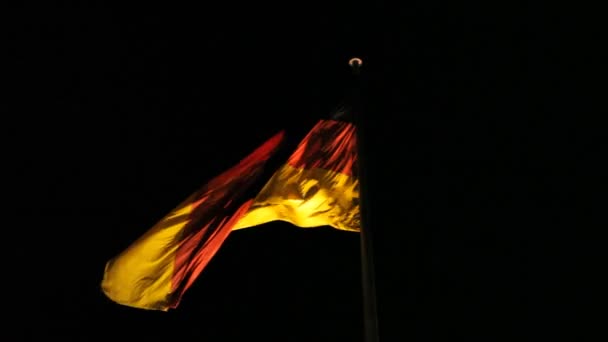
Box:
[349,57,363,75]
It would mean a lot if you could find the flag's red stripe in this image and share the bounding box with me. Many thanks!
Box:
[169,132,284,308]
[286,120,357,176]
[169,200,253,308]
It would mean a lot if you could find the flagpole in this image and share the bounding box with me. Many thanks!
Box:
[349,57,380,342]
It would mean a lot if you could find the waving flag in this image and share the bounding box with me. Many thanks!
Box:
[102,118,359,311]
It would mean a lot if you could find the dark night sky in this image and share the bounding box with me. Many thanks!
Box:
[13,2,588,341]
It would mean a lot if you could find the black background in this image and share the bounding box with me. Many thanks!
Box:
[12,2,587,341]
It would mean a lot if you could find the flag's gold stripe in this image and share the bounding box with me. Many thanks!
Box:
[101,200,195,311]
[233,164,360,232]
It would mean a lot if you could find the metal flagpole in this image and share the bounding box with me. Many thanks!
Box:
[348,57,380,342]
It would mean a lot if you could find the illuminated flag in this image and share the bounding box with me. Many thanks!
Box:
[101,118,359,311]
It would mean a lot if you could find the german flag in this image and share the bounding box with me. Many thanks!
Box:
[101,118,359,311]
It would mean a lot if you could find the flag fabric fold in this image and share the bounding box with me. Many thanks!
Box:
[101,132,284,311]
[102,118,360,311]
